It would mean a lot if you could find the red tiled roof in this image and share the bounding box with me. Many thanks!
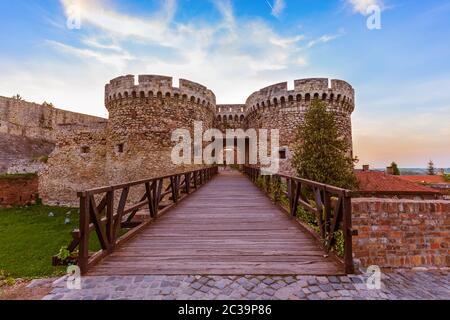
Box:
[355,171,441,194]
[398,175,446,184]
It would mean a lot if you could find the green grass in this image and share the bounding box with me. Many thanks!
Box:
[0,205,99,279]
[0,173,37,180]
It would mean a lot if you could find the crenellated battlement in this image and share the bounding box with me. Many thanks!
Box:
[245,78,355,116]
[105,75,216,110]
[215,104,247,124]
[217,104,246,114]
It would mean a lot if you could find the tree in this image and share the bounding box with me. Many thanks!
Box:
[42,101,54,108]
[391,162,401,175]
[443,173,450,182]
[12,94,22,100]
[427,160,436,176]
[292,99,358,190]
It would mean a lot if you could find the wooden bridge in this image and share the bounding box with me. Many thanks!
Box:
[57,167,354,276]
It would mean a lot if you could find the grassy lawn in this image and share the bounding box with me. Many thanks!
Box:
[0,205,99,279]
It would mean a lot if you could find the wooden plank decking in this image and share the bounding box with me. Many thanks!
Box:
[89,170,343,276]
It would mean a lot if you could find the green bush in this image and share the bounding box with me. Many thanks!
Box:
[32,155,49,164]
[0,270,16,287]
[333,230,345,258]
[297,207,318,229]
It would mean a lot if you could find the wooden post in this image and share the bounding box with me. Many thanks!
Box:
[145,182,154,218]
[171,176,179,203]
[78,193,90,274]
[185,173,191,194]
[323,190,332,236]
[194,171,198,189]
[343,195,354,274]
[106,190,114,252]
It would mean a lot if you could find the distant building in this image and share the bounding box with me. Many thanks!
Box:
[355,165,443,200]
[399,175,450,199]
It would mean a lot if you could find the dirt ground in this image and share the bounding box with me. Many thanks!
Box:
[0,278,56,300]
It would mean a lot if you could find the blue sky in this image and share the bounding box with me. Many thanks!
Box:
[0,0,449,168]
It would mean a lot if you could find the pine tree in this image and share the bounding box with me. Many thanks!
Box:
[427,160,436,176]
[391,162,401,175]
[292,99,358,190]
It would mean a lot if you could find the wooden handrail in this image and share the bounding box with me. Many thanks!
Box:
[77,167,219,196]
[243,165,355,274]
[55,166,219,274]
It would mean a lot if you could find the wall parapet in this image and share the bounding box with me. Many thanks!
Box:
[352,198,450,270]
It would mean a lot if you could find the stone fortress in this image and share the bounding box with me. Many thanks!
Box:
[1,75,355,206]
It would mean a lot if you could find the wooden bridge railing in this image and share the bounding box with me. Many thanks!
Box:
[243,166,355,274]
[55,166,219,273]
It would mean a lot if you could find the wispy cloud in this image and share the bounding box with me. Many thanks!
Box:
[347,0,383,15]
[47,40,135,70]
[268,0,286,18]
[307,30,345,48]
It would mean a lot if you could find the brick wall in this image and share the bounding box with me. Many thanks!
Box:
[352,198,450,269]
[0,175,38,207]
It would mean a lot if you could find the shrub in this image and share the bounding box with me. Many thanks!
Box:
[292,99,358,190]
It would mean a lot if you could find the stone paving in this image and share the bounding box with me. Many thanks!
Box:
[42,271,450,300]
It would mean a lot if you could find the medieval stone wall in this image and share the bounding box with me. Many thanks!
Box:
[0,96,105,142]
[0,96,106,174]
[215,104,246,131]
[39,123,108,206]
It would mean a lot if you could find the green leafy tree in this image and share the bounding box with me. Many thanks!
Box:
[391,162,401,175]
[292,99,358,190]
[427,160,436,176]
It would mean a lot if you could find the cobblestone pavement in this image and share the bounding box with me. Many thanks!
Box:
[42,271,450,300]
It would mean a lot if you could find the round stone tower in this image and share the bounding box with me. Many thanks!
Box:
[104,75,216,184]
[244,78,355,173]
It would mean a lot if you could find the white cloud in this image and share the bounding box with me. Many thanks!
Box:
[347,0,383,15]
[0,0,345,117]
[56,0,313,82]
